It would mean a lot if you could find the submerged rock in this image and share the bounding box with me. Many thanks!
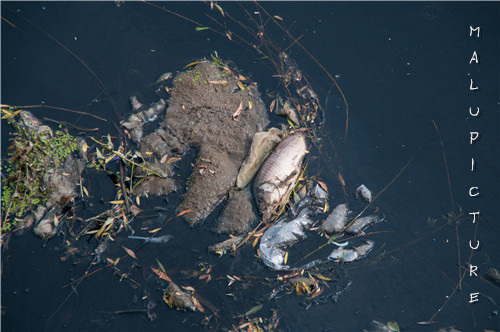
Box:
[236,127,282,188]
[254,133,308,223]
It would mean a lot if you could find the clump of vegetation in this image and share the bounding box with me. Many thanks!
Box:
[1,107,78,232]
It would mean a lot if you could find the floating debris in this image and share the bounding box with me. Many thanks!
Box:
[208,235,244,255]
[345,215,384,234]
[320,203,350,233]
[128,234,173,244]
[259,208,313,270]
[122,98,166,142]
[155,71,173,83]
[355,184,373,203]
[164,282,197,311]
[328,240,375,262]
[277,99,300,126]
[236,127,282,188]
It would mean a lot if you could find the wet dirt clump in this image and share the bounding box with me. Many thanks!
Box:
[142,61,269,226]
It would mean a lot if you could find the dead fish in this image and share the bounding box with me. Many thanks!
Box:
[254,134,307,223]
[345,215,384,234]
[128,234,173,244]
[328,240,374,262]
[259,208,313,270]
[320,203,350,233]
[355,184,372,203]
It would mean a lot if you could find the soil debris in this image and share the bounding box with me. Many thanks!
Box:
[159,61,268,225]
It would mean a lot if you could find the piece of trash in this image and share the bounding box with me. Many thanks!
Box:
[355,184,372,203]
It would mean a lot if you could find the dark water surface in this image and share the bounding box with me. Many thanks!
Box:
[2,2,499,331]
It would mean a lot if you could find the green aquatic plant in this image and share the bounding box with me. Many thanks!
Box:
[1,107,78,231]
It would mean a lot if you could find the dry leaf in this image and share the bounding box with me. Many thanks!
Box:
[192,296,205,312]
[160,154,169,164]
[166,157,181,163]
[252,237,259,247]
[317,180,328,193]
[184,61,203,69]
[208,80,228,84]
[232,101,243,121]
[122,246,138,259]
[151,266,172,282]
[338,172,346,188]
[129,204,142,216]
[149,227,162,233]
[177,209,192,217]
[270,98,276,113]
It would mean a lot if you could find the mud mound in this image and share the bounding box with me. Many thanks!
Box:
[161,61,268,225]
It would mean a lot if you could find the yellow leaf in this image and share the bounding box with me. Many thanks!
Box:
[82,141,88,153]
[82,186,89,197]
[135,195,141,205]
[184,61,203,69]
[122,246,138,259]
[192,296,205,312]
[284,251,289,264]
[109,200,125,205]
[274,15,283,21]
[215,3,224,16]
[105,155,115,164]
[149,228,162,233]
[248,101,253,110]
[237,81,245,90]
[252,237,259,248]
[96,218,114,237]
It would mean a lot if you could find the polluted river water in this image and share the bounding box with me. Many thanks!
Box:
[1,2,499,331]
